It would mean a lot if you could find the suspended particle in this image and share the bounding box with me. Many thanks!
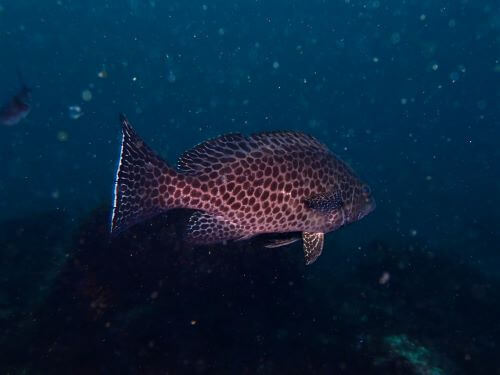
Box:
[68,105,83,119]
[57,130,69,142]
[272,61,280,69]
[379,272,390,285]
[97,68,108,78]
[390,32,401,44]
[167,70,176,83]
[81,89,92,101]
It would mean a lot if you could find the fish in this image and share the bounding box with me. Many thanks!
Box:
[111,114,375,265]
[0,71,32,126]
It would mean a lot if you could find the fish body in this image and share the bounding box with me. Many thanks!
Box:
[0,84,31,126]
[111,115,375,265]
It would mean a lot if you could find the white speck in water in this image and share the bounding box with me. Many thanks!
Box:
[167,70,176,83]
[391,32,401,44]
[379,272,390,285]
[81,89,92,101]
[272,61,280,69]
[373,57,379,63]
[449,71,459,82]
[477,100,487,110]
[401,98,408,105]
[420,14,427,21]
[57,131,68,142]
[432,63,439,71]
[97,67,108,78]
[68,105,83,119]
[410,229,418,237]
[218,28,225,36]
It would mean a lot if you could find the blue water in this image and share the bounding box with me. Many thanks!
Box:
[0,1,499,374]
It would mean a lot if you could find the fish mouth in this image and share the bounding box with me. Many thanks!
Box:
[358,199,376,220]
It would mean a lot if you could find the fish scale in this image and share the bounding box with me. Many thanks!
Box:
[111,114,375,265]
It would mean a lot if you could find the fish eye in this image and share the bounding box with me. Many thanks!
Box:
[362,184,371,195]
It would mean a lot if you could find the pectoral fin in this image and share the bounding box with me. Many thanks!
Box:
[264,237,301,249]
[304,191,343,213]
[302,232,324,265]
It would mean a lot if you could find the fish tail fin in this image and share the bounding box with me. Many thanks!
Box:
[111,114,177,234]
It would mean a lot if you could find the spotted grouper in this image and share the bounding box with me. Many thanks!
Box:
[111,115,375,265]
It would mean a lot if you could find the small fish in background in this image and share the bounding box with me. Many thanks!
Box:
[111,115,375,265]
[0,70,32,126]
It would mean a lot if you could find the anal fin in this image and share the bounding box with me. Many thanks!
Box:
[185,211,244,245]
[302,232,324,265]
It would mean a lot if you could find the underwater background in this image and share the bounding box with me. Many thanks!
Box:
[0,0,499,374]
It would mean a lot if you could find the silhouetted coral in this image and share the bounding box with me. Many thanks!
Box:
[1,208,499,374]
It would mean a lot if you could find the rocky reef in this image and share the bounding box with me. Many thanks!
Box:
[0,207,499,374]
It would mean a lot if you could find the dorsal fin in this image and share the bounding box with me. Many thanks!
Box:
[249,131,331,154]
[176,131,332,175]
[176,133,248,174]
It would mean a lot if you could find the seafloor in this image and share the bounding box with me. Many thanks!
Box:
[1,206,498,374]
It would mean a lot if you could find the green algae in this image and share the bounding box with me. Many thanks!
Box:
[382,334,444,375]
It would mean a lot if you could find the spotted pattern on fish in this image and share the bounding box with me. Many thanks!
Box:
[111,115,375,265]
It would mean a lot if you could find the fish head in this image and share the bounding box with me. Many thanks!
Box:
[305,170,375,233]
[337,173,376,227]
